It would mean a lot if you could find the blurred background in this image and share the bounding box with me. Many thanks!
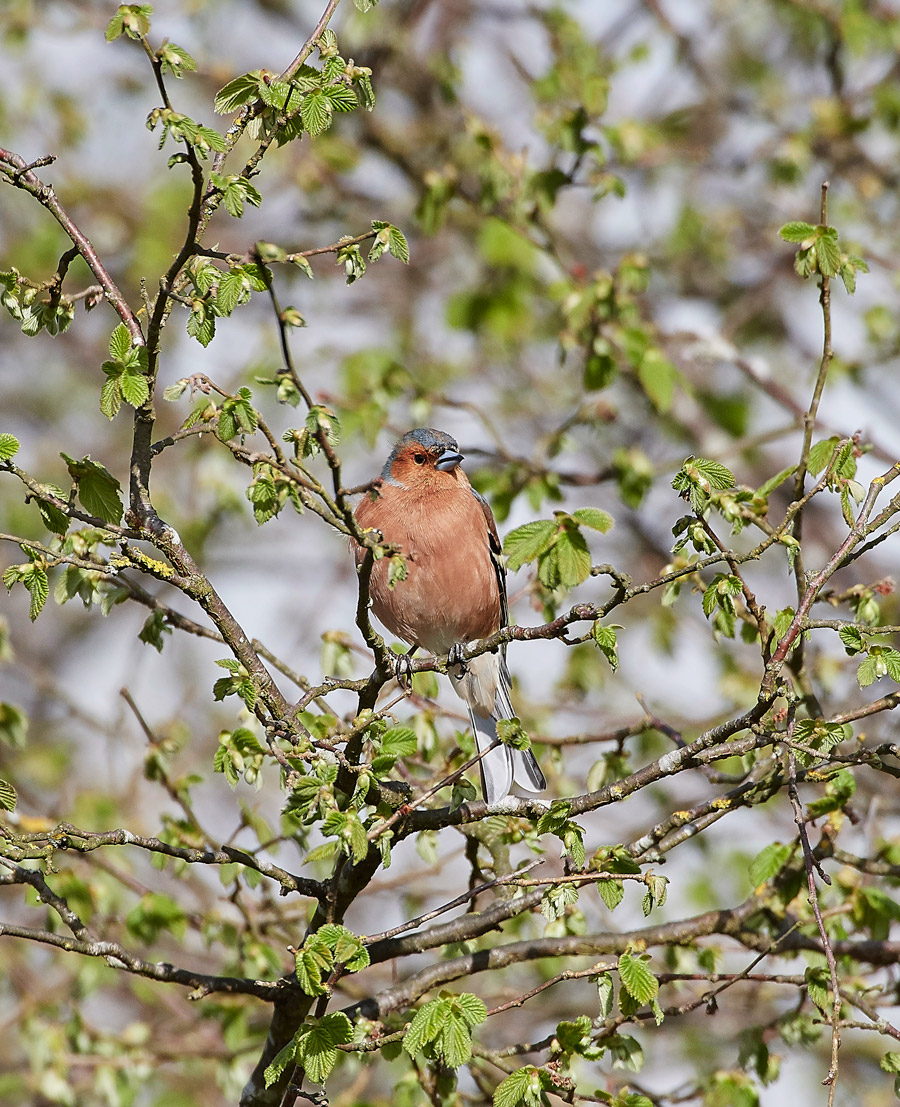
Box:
[2,1,900,1104]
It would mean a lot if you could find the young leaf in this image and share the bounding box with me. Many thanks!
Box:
[300,89,332,137]
[0,777,17,812]
[591,622,619,671]
[0,433,21,461]
[108,323,131,361]
[597,877,624,911]
[807,436,840,476]
[503,520,558,571]
[779,221,816,243]
[618,950,658,1004]
[157,41,196,77]
[100,375,122,420]
[388,225,410,263]
[749,842,792,888]
[637,349,676,412]
[60,454,124,525]
[214,72,264,113]
[294,1012,353,1084]
[263,1041,296,1089]
[120,369,150,407]
[493,1066,547,1107]
[572,507,614,532]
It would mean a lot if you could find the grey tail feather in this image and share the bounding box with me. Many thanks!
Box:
[493,666,546,794]
[469,709,513,805]
[468,708,546,802]
[514,746,546,793]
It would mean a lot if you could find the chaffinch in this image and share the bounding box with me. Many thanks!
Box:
[354,428,546,804]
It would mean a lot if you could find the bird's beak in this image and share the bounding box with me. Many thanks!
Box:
[435,447,464,471]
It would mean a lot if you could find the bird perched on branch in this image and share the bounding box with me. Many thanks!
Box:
[353,428,546,804]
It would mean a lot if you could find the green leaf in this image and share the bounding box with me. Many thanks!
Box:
[60,454,124,525]
[263,1040,296,1089]
[755,464,796,501]
[374,725,418,770]
[355,70,376,112]
[779,221,816,243]
[637,349,676,412]
[0,433,21,461]
[218,388,258,441]
[157,41,196,76]
[337,241,366,283]
[685,456,735,490]
[139,610,172,653]
[672,456,735,511]
[493,1066,547,1107]
[307,924,371,974]
[749,842,791,888]
[290,255,314,279]
[618,950,658,1004]
[108,323,131,361]
[295,1012,353,1084]
[572,507,614,532]
[503,519,559,571]
[106,3,152,42]
[0,702,28,748]
[0,777,17,812]
[772,607,795,641]
[403,997,450,1057]
[324,84,358,112]
[838,625,865,655]
[597,877,624,911]
[540,882,579,921]
[807,436,840,476]
[216,268,246,315]
[591,623,619,671]
[885,648,900,683]
[496,717,531,751]
[215,71,266,113]
[816,227,841,276]
[295,945,330,996]
[440,1015,472,1067]
[120,369,150,407]
[126,891,187,943]
[100,375,122,420]
[387,225,410,263]
[306,404,341,446]
[300,89,332,137]
[596,971,614,1018]
[187,300,215,346]
[38,497,69,536]
[551,526,591,587]
[840,254,868,295]
[561,822,586,868]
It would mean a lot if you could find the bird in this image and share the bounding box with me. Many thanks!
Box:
[353,427,546,804]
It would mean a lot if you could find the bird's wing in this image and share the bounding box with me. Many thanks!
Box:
[469,488,546,796]
[470,487,508,631]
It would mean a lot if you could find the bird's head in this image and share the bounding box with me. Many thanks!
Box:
[381,428,465,486]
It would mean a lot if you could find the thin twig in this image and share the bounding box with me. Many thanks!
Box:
[786,705,842,1100]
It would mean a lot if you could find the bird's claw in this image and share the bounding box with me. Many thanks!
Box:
[448,642,468,674]
[392,652,414,688]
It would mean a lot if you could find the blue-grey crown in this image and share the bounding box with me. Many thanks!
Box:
[381,428,461,480]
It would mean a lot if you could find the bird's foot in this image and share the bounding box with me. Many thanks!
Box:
[448,642,468,674]
[392,651,415,689]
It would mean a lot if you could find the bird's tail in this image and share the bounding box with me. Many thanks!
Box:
[468,708,546,805]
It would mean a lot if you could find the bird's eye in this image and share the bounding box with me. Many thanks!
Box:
[413,453,426,465]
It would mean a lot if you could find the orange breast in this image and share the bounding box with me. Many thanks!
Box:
[354,477,501,653]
